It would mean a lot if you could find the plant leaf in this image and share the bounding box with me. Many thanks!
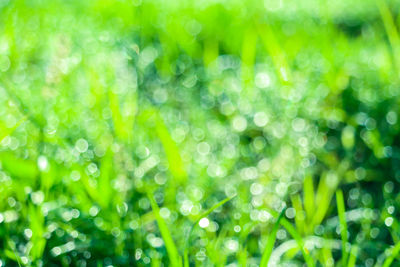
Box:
[260,208,286,267]
[148,193,181,267]
[336,189,348,265]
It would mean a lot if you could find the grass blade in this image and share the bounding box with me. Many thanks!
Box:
[185,196,235,255]
[190,196,235,238]
[291,194,305,234]
[312,172,338,228]
[154,111,187,185]
[336,189,348,266]
[260,208,286,267]
[241,26,257,95]
[266,208,315,267]
[151,255,161,267]
[0,79,44,129]
[303,175,315,227]
[375,0,400,73]
[183,250,189,267]
[148,193,181,267]
[256,22,291,84]
[238,246,248,267]
[0,117,26,142]
[382,242,400,267]
[347,245,358,267]
[194,195,235,225]
[6,241,22,267]
[137,108,187,186]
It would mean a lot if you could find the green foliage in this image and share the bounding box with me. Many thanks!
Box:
[1,0,400,266]
[336,190,348,266]
[260,208,285,267]
[148,193,181,267]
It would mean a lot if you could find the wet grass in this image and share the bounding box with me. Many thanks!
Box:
[1,0,400,266]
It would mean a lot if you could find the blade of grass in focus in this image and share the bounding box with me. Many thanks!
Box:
[260,208,286,267]
[184,195,235,265]
[194,195,235,224]
[148,192,181,267]
[336,189,348,266]
[266,208,315,267]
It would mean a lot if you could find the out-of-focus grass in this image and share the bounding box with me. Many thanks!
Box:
[148,193,180,267]
[1,0,400,266]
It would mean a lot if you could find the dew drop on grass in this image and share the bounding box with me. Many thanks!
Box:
[37,155,49,171]
[385,217,394,227]
[31,191,44,205]
[253,111,269,127]
[24,228,33,239]
[199,217,209,228]
[75,138,89,153]
[159,207,170,219]
[232,115,247,132]
[285,207,296,219]
[197,141,210,155]
[250,183,263,195]
[225,239,239,252]
[51,246,62,256]
[255,72,271,88]
[21,257,28,265]
[386,111,397,125]
[89,206,99,217]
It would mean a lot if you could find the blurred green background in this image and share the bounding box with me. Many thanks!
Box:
[1,0,400,266]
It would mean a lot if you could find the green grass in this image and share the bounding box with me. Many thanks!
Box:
[148,192,181,267]
[336,189,348,266]
[260,208,285,267]
[1,0,400,266]
[382,242,400,267]
[347,245,358,267]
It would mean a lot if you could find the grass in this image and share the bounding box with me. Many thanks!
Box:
[1,0,400,266]
[336,189,348,266]
[348,246,358,267]
[382,242,400,267]
[148,193,180,267]
[259,207,285,267]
